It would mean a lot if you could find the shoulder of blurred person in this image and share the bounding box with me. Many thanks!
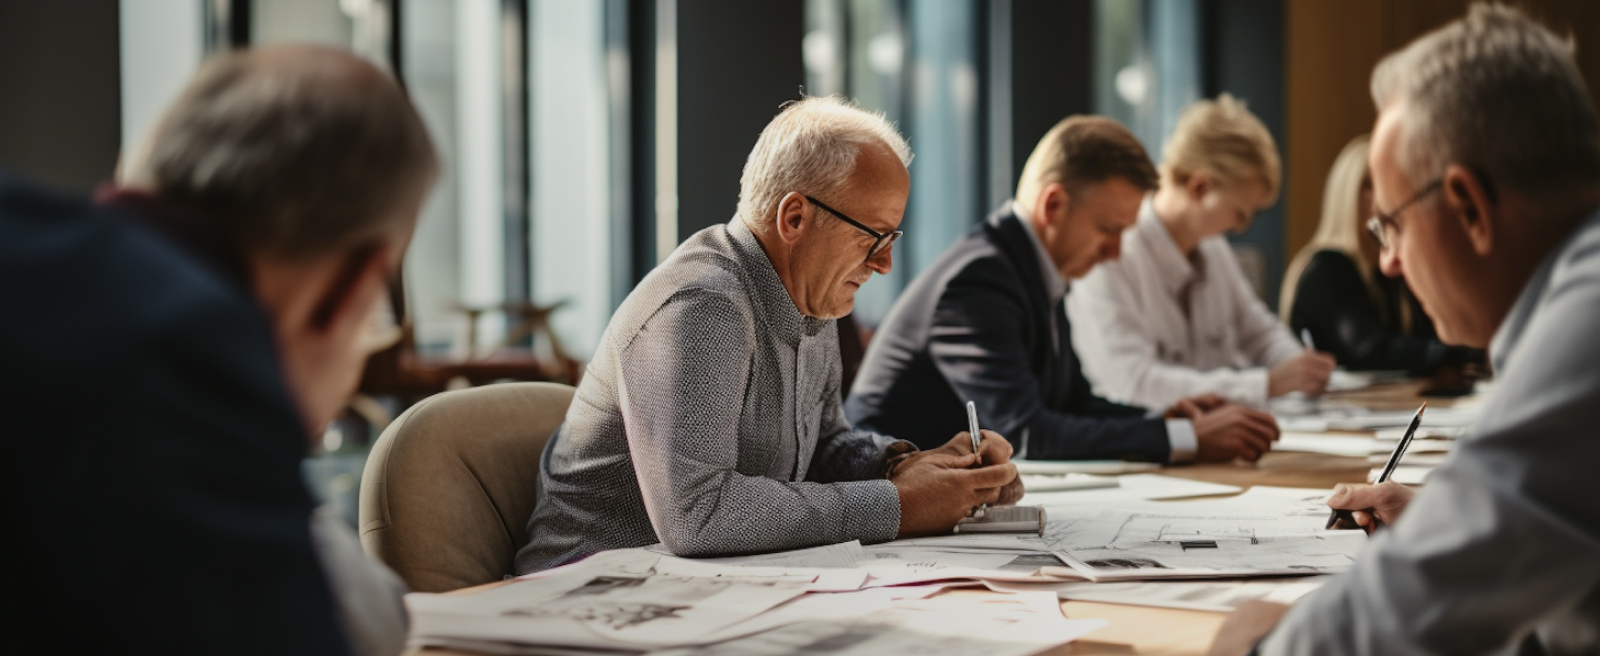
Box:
[3,43,438,656]
[0,172,351,655]
[1233,5,1600,656]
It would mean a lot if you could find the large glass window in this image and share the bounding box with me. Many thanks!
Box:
[1094,0,1200,156]
[803,0,982,327]
[529,0,616,359]
[398,0,510,359]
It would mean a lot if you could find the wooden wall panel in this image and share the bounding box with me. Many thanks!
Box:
[1283,0,1387,266]
[1282,0,1600,277]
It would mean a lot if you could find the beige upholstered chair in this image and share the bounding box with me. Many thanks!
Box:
[358,382,575,592]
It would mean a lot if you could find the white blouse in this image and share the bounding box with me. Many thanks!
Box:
[1068,199,1303,408]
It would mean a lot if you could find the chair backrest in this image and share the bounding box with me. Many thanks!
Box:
[358,382,575,592]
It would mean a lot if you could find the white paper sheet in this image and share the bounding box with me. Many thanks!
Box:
[408,552,810,650]
[854,548,1078,587]
[1014,460,1161,475]
[1370,464,1432,485]
[1327,406,1479,431]
[653,592,1106,656]
[1020,473,1120,493]
[1273,432,1381,457]
[1052,532,1364,582]
[1375,425,1466,440]
[984,576,1328,612]
[646,542,869,592]
[1020,474,1242,507]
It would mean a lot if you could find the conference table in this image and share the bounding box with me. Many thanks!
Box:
[420,378,1468,656]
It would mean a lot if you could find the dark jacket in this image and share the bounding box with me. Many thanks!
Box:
[1288,249,1479,373]
[846,206,1170,461]
[0,173,350,655]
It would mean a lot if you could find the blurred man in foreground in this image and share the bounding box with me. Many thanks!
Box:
[3,45,438,655]
[1211,5,1600,654]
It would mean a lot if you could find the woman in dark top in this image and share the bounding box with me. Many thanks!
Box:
[1280,135,1479,373]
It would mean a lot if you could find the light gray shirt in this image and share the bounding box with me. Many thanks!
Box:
[1069,199,1303,408]
[516,219,904,573]
[309,505,407,656]
[1261,208,1600,655]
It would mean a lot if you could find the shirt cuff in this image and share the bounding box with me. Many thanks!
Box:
[839,479,904,545]
[1240,367,1272,407]
[1166,418,1198,463]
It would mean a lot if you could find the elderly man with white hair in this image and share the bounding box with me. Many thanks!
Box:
[1209,5,1600,655]
[515,97,1021,573]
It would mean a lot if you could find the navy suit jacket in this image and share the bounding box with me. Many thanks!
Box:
[0,173,349,655]
[846,206,1170,461]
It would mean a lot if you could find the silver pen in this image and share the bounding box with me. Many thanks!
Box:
[1300,328,1316,350]
[966,400,982,456]
[966,400,988,517]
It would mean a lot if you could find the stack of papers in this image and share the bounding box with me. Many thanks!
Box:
[407,545,1106,655]
[409,486,1367,653]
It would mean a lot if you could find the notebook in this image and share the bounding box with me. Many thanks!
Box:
[953,505,1046,535]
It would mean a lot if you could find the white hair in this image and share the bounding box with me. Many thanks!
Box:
[1370,3,1600,203]
[738,96,912,233]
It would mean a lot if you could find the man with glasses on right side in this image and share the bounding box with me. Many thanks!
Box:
[1210,4,1600,655]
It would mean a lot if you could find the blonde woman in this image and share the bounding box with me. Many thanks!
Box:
[1068,95,1335,409]
[1280,135,1478,372]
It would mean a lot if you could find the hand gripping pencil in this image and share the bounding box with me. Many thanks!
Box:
[1326,402,1426,529]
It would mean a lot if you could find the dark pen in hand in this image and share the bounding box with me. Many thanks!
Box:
[1327,402,1426,529]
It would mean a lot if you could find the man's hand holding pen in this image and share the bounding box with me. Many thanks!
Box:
[1326,481,1415,533]
[887,429,1023,538]
[907,429,1024,504]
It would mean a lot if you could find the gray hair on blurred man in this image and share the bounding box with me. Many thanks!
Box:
[1210,5,1600,655]
[7,44,435,656]
[120,45,438,437]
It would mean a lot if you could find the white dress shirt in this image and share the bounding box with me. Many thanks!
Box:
[1012,202,1198,462]
[1259,207,1600,656]
[1068,198,1303,409]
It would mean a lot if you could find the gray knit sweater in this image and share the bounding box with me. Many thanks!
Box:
[515,218,905,573]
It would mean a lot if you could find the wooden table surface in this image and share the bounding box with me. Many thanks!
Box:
[419,379,1463,656]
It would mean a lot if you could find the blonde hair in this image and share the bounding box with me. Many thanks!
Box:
[738,96,912,234]
[1280,135,1382,321]
[1280,136,1420,332]
[1015,115,1158,208]
[1161,93,1281,202]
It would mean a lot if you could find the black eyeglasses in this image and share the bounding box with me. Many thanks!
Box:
[804,194,903,265]
[1366,178,1443,252]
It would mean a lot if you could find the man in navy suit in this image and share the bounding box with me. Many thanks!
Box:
[2,45,437,655]
[847,116,1278,463]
